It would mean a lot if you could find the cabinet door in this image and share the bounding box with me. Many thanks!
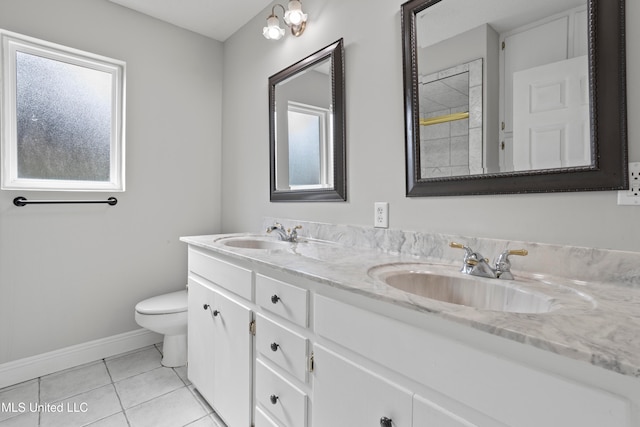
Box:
[188,278,253,427]
[312,344,412,427]
[187,278,216,403]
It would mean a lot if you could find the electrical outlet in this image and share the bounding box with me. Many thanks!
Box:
[374,202,389,228]
[618,162,640,206]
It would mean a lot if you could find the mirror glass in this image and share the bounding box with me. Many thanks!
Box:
[402,0,627,196]
[269,39,346,201]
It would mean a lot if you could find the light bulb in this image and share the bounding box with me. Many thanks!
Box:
[284,1,307,26]
[263,15,285,40]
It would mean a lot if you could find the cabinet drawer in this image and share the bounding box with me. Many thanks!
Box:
[188,248,252,300]
[255,359,307,427]
[256,274,308,327]
[256,314,309,382]
[255,407,280,427]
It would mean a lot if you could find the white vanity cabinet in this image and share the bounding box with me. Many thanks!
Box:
[186,247,312,427]
[314,294,632,427]
[184,242,637,427]
[187,249,254,427]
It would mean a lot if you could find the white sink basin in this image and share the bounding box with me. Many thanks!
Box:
[219,237,293,250]
[215,235,299,250]
[369,263,594,314]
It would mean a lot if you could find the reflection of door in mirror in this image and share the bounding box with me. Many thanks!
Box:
[500,4,588,172]
[274,58,332,191]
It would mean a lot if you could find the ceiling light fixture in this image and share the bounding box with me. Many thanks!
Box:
[263,0,308,40]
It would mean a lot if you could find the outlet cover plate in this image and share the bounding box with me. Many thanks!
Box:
[374,202,389,228]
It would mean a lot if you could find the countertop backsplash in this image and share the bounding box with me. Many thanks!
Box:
[262,217,640,289]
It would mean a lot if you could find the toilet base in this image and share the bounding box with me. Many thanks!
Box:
[161,334,187,367]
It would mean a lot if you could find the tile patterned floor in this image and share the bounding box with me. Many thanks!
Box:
[0,345,226,427]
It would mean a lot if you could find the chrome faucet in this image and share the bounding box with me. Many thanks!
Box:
[450,242,528,279]
[266,222,302,242]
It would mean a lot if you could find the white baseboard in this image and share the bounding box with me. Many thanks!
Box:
[0,328,162,389]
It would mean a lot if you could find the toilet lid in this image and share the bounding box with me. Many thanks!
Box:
[136,290,187,315]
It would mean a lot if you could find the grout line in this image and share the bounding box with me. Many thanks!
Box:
[104,358,131,427]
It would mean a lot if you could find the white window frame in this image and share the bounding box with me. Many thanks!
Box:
[286,101,333,190]
[0,29,126,191]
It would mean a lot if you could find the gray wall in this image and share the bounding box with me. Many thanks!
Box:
[0,0,223,363]
[221,0,640,252]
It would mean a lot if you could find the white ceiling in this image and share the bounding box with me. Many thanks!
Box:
[108,0,273,41]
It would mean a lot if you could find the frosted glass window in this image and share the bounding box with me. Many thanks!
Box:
[288,110,321,186]
[1,30,126,191]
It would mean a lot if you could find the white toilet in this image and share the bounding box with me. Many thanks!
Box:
[135,289,188,367]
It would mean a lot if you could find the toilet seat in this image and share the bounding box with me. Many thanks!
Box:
[135,290,187,315]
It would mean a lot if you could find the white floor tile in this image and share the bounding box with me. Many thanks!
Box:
[126,387,207,427]
[105,346,162,382]
[0,345,217,427]
[85,412,129,427]
[173,365,191,385]
[0,411,39,427]
[114,367,184,409]
[40,361,111,403]
[0,380,38,422]
[209,412,227,427]
[185,415,221,427]
[188,386,213,414]
[40,384,121,427]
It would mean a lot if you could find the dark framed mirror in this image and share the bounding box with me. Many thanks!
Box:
[269,39,346,201]
[402,0,627,196]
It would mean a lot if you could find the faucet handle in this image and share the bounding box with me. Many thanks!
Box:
[449,241,472,256]
[286,225,302,242]
[504,249,528,257]
[449,241,465,250]
[449,242,484,260]
[495,248,528,279]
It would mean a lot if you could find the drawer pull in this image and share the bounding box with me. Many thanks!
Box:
[271,294,281,304]
[270,342,280,352]
[269,394,279,405]
[212,310,220,317]
[380,417,392,427]
[203,304,209,310]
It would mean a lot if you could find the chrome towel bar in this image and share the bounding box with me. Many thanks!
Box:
[13,196,118,207]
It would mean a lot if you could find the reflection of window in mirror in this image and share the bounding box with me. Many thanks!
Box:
[1,30,126,191]
[287,102,333,189]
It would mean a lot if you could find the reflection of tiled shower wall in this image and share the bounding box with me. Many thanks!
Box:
[420,109,470,178]
[419,59,483,178]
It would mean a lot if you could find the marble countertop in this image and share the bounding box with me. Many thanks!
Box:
[181,231,640,378]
